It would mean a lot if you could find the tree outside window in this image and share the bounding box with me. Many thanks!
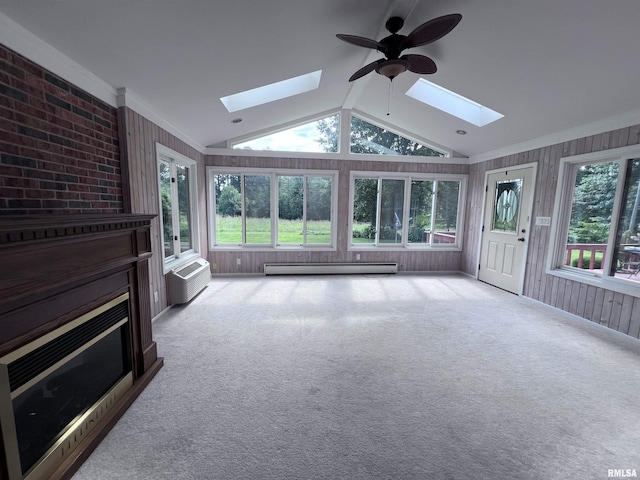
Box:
[157,145,198,269]
[211,170,336,248]
[351,174,463,248]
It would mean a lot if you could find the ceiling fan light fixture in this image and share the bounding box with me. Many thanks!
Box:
[376,59,409,80]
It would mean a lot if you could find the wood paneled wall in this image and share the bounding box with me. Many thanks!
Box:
[462,124,640,339]
[118,107,206,318]
[205,154,468,275]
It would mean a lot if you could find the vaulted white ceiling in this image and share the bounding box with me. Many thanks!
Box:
[2,0,640,160]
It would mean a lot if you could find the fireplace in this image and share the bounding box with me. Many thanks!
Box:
[0,215,163,480]
[0,294,133,479]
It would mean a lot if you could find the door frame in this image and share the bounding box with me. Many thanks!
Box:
[476,162,538,295]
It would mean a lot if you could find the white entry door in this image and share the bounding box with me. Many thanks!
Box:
[478,166,535,294]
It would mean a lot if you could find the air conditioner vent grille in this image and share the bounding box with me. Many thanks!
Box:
[175,262,202,278]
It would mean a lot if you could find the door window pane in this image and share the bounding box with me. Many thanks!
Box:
[306,176,332,245]
[408,180,433,244]
[159,162,174,259]
[176,164,192,253]
[214,174,242,244]
[379,179,405,244]
[492,179,521,233]
[434,181,460,244]
[352,178,378,244]
[244,175,271,244]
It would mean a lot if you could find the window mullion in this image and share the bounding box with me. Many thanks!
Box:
[605,159,629,275]
[272,173,277,247]
[556,163,578,268]
[241,174,247,245]
[302,176,308,246]
[402,179,411,246]
[375,178,382,246]
[170,161,181,257]
[430,180,438,247]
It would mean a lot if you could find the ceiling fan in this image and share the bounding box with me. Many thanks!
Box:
[337,13,462,81]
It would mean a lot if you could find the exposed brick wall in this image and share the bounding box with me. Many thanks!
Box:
[0,44,122,214]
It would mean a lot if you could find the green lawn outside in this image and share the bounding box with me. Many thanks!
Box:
[569,250,604,268]
[216,215,454,246]
[216,215,331,245]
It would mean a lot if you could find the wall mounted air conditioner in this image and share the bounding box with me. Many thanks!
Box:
[167,258,210,304]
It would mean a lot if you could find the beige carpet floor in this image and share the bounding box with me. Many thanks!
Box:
[72,274,640,480]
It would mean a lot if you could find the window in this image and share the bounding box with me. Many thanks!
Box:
[551,146,640,290]
[350,172,465,249]
[157,144,199,271]
[227,112,450,157]
[350,116,446,157]
[209,168,337,249]
[232,114,339,153]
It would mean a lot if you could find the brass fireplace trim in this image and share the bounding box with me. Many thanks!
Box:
[26,373,133,480]
[0,292,130,365]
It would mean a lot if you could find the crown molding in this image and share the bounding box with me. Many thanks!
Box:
[117,88,206,154]
[1,12,206,154]
[0,11,117,107]
[469,109,640,164]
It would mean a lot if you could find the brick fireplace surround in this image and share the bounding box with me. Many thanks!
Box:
[0,214,163,480]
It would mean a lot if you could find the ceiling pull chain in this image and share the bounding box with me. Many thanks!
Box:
[387,80,393,116]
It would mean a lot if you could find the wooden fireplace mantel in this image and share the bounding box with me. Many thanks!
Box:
[0,214,164,480]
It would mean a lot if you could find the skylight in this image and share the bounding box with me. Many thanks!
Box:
[233,114,339,153]
[406,79,504,127]
[220,70,322,113]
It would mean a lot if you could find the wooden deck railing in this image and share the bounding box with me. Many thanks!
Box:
[565,244,606,269]
[425,231,457,244]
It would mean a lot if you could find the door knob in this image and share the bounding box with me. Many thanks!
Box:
[517,237,525,242]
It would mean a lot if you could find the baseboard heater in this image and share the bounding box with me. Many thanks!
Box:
[264,262,398,275]
[167,258,210,304]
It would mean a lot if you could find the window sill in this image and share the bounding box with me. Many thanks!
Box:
[163,251,200,274]
[547,267,640,298]
[348,244,462,252]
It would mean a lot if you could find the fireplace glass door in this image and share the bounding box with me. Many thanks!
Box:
[0,293,133,480]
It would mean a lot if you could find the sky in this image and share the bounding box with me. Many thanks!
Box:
[234,122,326,152]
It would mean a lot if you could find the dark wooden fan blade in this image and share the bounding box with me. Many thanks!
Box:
[403,54,437,74]
[336,34,381,50]
[348,60,381,82]
[403,13,462,48]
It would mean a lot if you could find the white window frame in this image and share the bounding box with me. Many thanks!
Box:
[219,109,455,161]
[207,167,339,251]
[156,143,200,273]
[347,171,467,251]
[547,144,640,297]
